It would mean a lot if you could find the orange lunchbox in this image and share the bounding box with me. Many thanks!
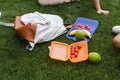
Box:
[48,41,88,63]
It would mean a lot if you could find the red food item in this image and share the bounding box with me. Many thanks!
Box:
[71,50,75,55]
[70,54,76,59]
[74,52,78,57]
[70,45,81,59]
[74,46,79,49]
[84,25,90,30]
[76,24,83,28]
[77,45,82,49]
[74,48,79,53]
[73,46,77,49]
[78,24,83,28]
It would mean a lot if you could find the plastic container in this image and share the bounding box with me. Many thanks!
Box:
[49,41,88,63]
[66,17,99,42]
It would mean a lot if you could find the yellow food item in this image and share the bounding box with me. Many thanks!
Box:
[83,30,92,38]
[69,30,77,36]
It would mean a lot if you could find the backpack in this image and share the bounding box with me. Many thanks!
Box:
[14,12,67,51]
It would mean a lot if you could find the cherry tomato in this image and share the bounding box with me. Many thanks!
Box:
[74,48,79,52]
[70,55,76,59]
[78,24,83,28]
[85,25,90,30]
[76,24,83,28]
[74,52,78,57]
[77,45,82,49]
[74,46,78,49]
[71,50,75,55]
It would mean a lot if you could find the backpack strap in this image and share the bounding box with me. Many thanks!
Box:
[64,23,73,29]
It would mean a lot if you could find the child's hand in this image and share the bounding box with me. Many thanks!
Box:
[97,9,109,15]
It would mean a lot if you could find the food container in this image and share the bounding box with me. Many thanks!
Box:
[66,17,99,42]
[48,41,88,63]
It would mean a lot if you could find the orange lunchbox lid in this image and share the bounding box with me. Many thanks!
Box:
[49,41,88,63]
[49,41,70,61]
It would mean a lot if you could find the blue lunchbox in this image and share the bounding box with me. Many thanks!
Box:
[66,17,99,42]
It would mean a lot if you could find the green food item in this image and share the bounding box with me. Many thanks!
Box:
[75,30,86,39]
[88,52,101,63]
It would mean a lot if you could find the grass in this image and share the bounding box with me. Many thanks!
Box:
[0,0,120,80]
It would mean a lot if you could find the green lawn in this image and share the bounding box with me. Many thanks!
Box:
[0,0,120,80]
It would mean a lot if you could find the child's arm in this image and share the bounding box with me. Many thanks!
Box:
[93,0,109,15]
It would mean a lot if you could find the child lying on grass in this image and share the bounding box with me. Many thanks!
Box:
[38,0,109,15]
